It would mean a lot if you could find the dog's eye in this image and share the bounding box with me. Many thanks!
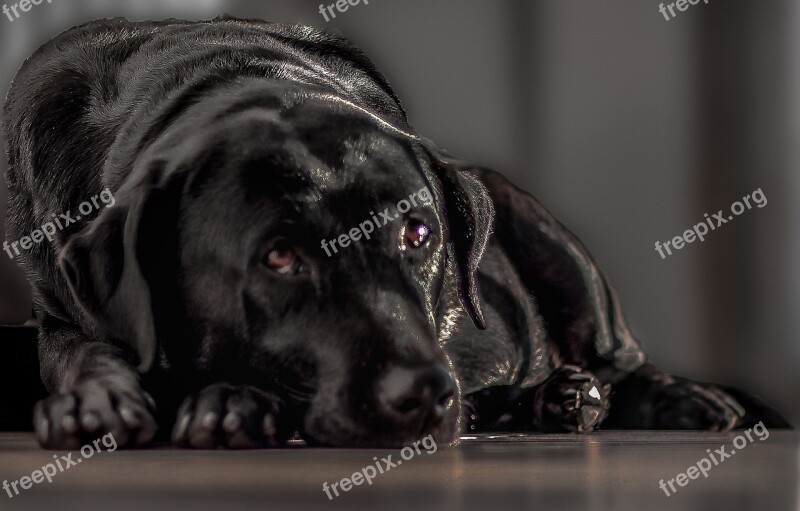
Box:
[264,241,301,274]
[402,219,431,249]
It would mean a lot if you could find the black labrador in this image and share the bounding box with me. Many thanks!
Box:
[3,17,789,449]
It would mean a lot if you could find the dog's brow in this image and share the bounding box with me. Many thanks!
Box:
[280,139,335,188]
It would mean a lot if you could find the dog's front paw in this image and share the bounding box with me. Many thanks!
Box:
[34,379,157,450]
[534,365,611,433]
[650,382,744,431]
[172,384,292,449]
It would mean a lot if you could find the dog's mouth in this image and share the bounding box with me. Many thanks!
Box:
[302,406,461,448]
[415,391,461,443]
[292,367,462,448]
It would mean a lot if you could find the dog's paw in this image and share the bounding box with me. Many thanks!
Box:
[649,382,744,431]
[534,365,611,433]
[34,380,157,450]
[172,384,292,449]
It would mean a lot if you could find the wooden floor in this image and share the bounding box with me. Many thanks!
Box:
[0,431,797,511]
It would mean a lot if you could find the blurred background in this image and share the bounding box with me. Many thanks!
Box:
[0,0,797,425]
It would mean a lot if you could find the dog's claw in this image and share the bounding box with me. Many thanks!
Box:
[174,413,190,440]
[263,414,276,438]
[61,415,78,434]
[118,407,140,429]
[37,418,50,444]
[201,412,219,430]
[579,406,603,432]
[223,413,242,433]
[81,412,101,432]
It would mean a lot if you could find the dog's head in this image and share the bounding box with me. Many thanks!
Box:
[60,84,494,447]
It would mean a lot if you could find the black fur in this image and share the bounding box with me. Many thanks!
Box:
[3,17,789,449]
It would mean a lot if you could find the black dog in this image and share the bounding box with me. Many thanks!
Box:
[3,17,789,449]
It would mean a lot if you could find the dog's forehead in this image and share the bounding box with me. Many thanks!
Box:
[219,113,430,203]
[177,91,437,236]
[284,135,427,200]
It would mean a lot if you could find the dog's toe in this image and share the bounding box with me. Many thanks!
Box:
[35,393,80,450]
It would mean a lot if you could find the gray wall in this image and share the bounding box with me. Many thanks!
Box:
[1,0,797,423]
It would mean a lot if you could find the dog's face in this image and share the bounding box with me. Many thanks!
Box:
[61,89,494,447]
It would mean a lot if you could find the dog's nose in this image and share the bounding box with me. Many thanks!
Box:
[375,364,456,426]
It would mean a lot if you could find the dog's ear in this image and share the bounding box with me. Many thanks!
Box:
[474,166,647,376]
[60,164,181,372]
[421,146,495,330]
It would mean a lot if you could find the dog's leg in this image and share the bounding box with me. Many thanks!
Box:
[441,146,789,432]
[454,165,637,433]
[33,315,157,449]
[602,363,791,430]
[172,383,295,449]
[464,366,611,433]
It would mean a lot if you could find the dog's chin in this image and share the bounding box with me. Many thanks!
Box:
[303,401,462,448]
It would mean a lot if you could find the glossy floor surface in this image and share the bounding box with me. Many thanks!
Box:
[0,431,797,511]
